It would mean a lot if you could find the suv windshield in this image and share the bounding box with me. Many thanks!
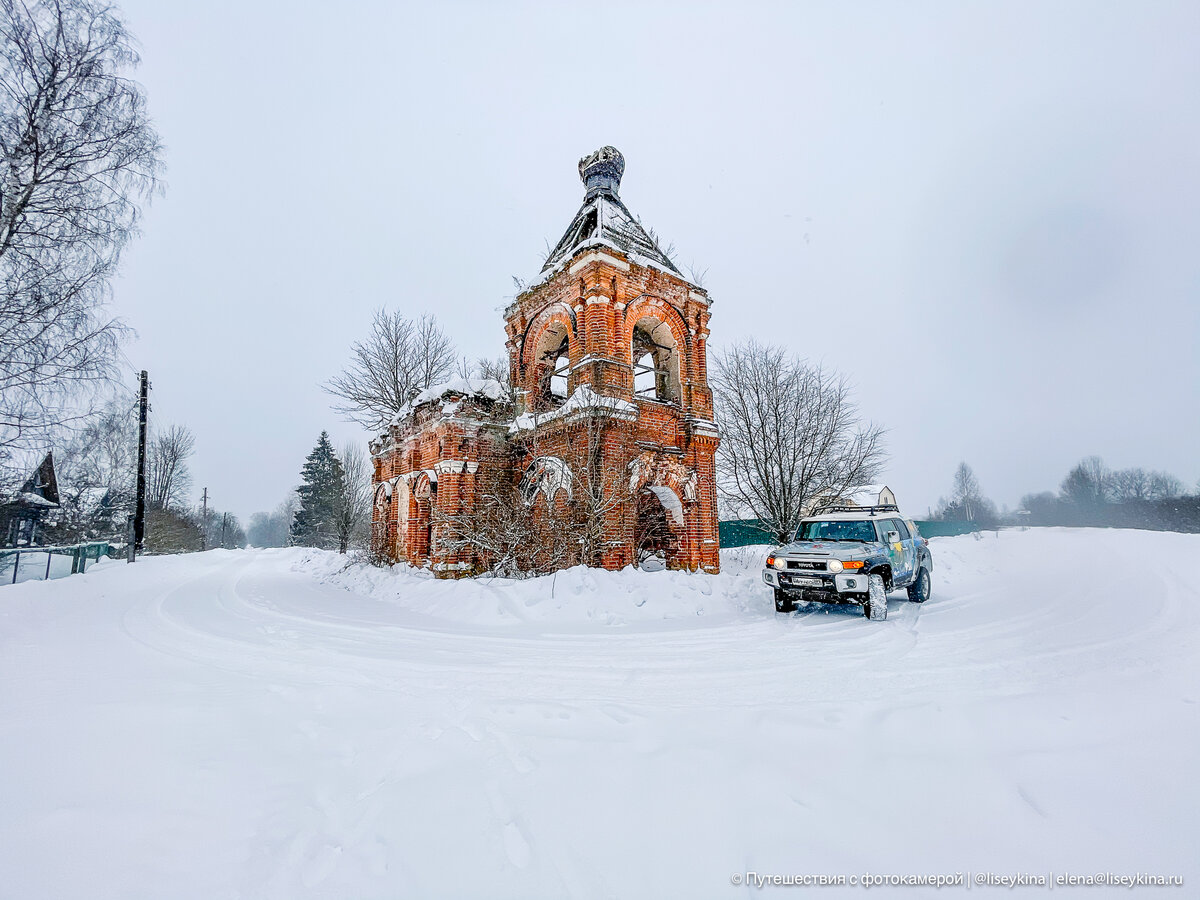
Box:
[797,519,878,542]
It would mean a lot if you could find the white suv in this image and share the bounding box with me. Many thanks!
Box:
[761,508,933,620]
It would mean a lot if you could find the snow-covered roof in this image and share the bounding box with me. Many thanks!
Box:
[387,378,507,428]
[15,491,57,508]
[532,147,683,287]
[9,452,61,508]
[844,484,892,506]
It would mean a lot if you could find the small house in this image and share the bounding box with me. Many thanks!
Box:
[807,484,897,515]
[1,453,61,547]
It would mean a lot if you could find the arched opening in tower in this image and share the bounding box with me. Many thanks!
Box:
[632,317,681,404]
[532,322,571,411]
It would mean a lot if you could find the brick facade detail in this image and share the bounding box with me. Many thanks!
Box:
[370,148,720,575]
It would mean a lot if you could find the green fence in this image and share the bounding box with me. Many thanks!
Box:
[1,541,111,586]
[911,520,981,538]
[718,518,979,547]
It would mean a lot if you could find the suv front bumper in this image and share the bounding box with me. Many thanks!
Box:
[762,568,868,596]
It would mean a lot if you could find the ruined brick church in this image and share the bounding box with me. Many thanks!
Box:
[370,147,720,575]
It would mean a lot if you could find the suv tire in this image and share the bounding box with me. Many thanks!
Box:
[774,588,795,613]
[907,566,931,603]
[865,574,888,620]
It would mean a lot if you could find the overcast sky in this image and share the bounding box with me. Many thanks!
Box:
[111,0,1200,523]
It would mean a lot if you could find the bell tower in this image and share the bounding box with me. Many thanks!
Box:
[503,147,721,572]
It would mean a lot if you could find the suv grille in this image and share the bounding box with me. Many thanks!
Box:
[786,560,827,571]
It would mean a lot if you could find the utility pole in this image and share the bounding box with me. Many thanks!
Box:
[220,512,228,549]
[133,370,149,553]
[200,488,208,551]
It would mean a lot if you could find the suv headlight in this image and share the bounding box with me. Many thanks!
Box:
[827,559,844,573]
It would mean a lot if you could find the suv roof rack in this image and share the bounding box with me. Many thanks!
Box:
[811,504,900,516]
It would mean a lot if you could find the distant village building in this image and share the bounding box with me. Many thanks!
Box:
[1,453,60,547]
[806,484,897,515]
[370,147,720,575]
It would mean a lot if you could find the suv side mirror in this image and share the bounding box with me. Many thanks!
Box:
[886,530,900,543]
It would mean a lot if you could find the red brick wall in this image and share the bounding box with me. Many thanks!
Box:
[374,244,721,576]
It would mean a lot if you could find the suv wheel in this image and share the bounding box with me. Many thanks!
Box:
[907,567,931,603]
[865,574,887,620]
[774,589,795,613]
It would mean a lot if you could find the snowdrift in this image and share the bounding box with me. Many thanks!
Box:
[291,544,774,630]
[1,528,1197,899]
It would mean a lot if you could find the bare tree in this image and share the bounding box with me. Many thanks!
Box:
[475,355,511,388]
[951,462,981,513]
[146,423,194,510]
[455,353,511,390]
[50,393,136,539]
[246,511,278,548]
[278,490,299,532]
[324,310,457,430]
[435,403,637,576]
[1060,456,1111,507]
[1110,467,1153,502]
[334,441,372,553]
[1148,471,1184,500]
[710,340,886,543]
[433,451,575,578]
[935,461,998,526]
[247,492,298,548]
[200,508,244,550]
[0,0,163,471]
[1111,467,1184,503]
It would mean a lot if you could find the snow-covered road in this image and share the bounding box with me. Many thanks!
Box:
[2,529,1197,899]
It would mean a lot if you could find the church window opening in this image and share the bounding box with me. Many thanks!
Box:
[632,317,680,403]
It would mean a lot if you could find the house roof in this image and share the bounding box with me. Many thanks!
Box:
[18,453,60,507]
[537,147,683,282]
[835,484,891,507]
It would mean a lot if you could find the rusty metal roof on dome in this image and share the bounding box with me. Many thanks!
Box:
[538,146,682,280]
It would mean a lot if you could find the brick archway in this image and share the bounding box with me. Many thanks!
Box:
[410,471,435,565]
[628,451,698,569]
[623,297,691,401]
[522,303,578,409]
[373,481,395,560]
[635,484,686,567]
[521,303,578,371]
[622,297,690,355]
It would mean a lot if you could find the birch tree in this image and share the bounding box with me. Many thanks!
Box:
[334,441,372,553]
[0,0,162,471]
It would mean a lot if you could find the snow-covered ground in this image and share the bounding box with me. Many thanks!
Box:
[2,548,90,585]
[1,529,1197,899]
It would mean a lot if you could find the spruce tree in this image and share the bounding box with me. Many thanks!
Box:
[290,432,346,549]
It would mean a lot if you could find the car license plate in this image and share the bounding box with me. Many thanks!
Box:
[788,576,822,588]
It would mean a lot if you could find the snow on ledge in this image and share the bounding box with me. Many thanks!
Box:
[509,386,637,433]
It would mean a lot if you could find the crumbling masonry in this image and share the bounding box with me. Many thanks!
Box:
[370,147,720,574]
